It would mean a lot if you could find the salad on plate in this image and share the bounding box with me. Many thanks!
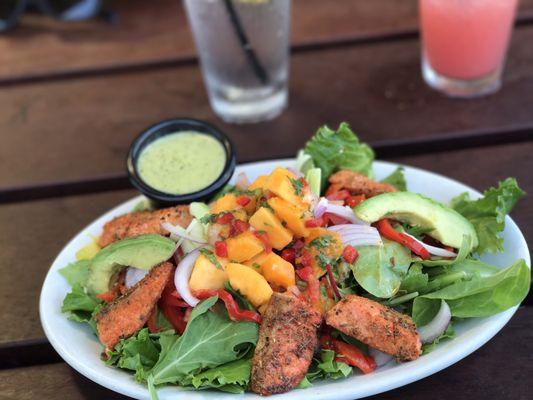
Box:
[59,123,530,398]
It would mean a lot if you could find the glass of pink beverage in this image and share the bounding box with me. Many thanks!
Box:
[419,0,519,97]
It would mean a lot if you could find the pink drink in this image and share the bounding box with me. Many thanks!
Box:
[420,0,518,95]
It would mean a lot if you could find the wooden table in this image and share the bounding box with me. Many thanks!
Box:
[0,0,531,398]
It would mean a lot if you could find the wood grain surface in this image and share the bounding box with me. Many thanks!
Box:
[1,142,530,346]
[2,25,533,190]
[1,307,530,399]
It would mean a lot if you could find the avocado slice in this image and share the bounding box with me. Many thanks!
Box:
[86,234,175,295]
[354,192,478,251]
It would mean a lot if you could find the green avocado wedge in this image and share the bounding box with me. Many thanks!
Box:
[86,234,175,295]
[354,192,478,252]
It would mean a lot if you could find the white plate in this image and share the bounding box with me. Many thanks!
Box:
[40,159,530,400]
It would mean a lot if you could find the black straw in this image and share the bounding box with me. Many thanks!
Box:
[223,0,270,85]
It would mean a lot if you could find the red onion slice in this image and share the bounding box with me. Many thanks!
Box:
[124,267,149,289]
[162,222,207,245]
[328,224,383,247]
[417,300,452,344]
[174,248,203,307]
[314,198,368,225]
[235,172,250,190]
[402,232,457,258]
[369,348,394,367]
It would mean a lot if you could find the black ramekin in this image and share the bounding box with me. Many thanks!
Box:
[127,118,236,207]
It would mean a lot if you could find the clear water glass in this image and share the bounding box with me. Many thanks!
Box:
[184,0,291,123]
[419,0,519,98]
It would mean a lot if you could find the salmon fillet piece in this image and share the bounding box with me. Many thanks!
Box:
[328,170,397,197]
[251,293,322,396]
[326,295,421,361]
[98,205,192,247]
[95,262,174,350]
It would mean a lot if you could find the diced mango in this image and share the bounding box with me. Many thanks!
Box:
[226,263,273,307]
[268,197,310,238]
[189,254,228,292]
[259,252,295,288]
[211,193,240,214]
[249,175,267,191]
[304,228,343,278]
[226,231,264,262]
[249,207,293,250]
[243,252,270,271]
[265,167,306,207]
[76,236,101,260]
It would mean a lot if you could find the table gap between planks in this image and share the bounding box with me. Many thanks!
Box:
[0,0,531,399]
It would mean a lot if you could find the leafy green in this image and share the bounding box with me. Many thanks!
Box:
[303,122,374,190]
[422,322,455,354]
[451,178,525,254]
[412,259,530,325]
[106,328,171,376]
[419,234,472,267]
[400,263,428,293]
[59,259,90,287]
[61,284,103,330]
[403,225,433,240]
[189,358,252,393]
[381,167,407,191]
[302,349,352,387]
[350,239,411,298]
[146,296,258,386]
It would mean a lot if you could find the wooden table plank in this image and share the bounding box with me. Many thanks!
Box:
[3,0,533,83]
[2,25,533,189]
[0,143,531,346]
[1,307,531,399]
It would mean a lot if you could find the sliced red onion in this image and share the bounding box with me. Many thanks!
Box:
[417,300,452,344]
[162,222,207,245]
[402,232,457,258]
[328,224,383,247]
[314,197,369,225]
[174,248,203,307]
[235,172,250,190]
[124,267,149,289]
[369,348,394,367]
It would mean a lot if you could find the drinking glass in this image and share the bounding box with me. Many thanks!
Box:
[184,0,291,123]
[419,0,519,97]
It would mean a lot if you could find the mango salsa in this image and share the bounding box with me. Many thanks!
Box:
[264,167,306,207]
[226,263,273,307]
[304,228,343,278]
[226,231,264,262]
[189,254,228,292]
[249,207,293,250]
[268,197,310,238]
[211,193,240,214]
[248,175,267,191]
[258,252,295,288]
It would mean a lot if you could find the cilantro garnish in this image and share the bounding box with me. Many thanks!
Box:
[289,177,304,196]
[199,248,223,270]
[309,235,334,250]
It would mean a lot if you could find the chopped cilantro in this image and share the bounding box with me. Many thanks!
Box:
[315,253,333,269]
[290,177,304,196]
[200,213,217,224]
[309,235,334,250]
[199,248,223,270]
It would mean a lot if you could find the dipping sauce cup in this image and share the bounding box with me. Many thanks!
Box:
[127,118,236,207]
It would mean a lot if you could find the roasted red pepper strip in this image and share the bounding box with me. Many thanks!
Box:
[158,280,190,334]
[376,219,430,260]
[332,339,376,374]
[194,289,262,324]
[96,291,116,303]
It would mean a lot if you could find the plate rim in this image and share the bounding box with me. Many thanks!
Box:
[39,158,531,400]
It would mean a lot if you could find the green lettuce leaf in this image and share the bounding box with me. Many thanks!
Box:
[400,263,428,293]
[412,259,530,325]
[381,167,407,191]
[190,358,252,393]
[350,239,411,298]
[61,284,103,331]
[106,328,173,376]
[451,178,525,254]
[146,296,258,386]
[59,260,90,287]
[303,122,374,190]
[301,349,352,387]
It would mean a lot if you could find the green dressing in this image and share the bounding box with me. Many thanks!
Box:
[138,131,226,195]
